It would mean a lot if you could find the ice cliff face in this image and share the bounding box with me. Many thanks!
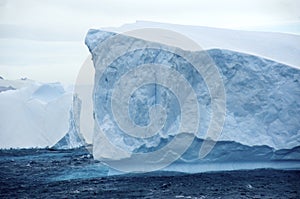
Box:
[209,49,300,149]
[85,29,300,160]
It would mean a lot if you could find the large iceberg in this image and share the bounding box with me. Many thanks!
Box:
[85,29,300,171]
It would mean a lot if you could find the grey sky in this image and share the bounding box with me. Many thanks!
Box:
[0,0,299,83]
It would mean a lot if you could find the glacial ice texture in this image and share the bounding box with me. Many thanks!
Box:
[85,30,300,160]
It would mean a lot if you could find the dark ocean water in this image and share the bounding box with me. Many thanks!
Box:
[0,147,299,198]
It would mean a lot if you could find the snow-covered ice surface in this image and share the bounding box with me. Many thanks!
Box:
[104,21,300,69]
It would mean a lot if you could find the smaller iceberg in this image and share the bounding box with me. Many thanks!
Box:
[52,95,86,149]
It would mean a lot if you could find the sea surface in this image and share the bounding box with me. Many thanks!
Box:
[0,147,299,198]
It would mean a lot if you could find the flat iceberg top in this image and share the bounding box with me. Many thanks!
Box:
[103,21,300,69]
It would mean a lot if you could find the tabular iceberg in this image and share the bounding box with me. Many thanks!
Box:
[85,29,300,171]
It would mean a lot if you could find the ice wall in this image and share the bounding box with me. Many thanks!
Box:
[85,29,300,162]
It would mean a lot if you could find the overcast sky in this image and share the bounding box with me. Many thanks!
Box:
[1,0,300,83]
